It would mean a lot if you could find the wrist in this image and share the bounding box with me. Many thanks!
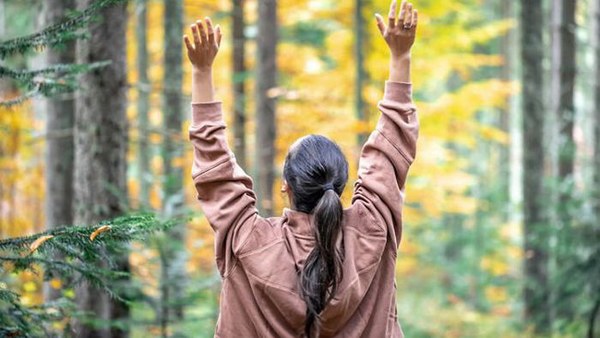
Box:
[391,53,411,63]
[192,66,213,77]
[388,53,411,83]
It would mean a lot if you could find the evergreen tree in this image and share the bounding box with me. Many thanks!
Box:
[0,0,125,107]
[0,214,176,337]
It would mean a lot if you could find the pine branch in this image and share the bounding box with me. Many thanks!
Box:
[0,213,180,293]
[0,62,111,81]
[0,213,175,251]
[0,0,128,59]
[0,212,184,337]
[0,61,111,107]
[0,290,77,338]
[0,91,38,108]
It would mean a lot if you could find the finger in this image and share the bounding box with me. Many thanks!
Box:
[215,25,222,47]
[191,24,201,47]
[375,13,386,35]
[388,0,397,29]
[398,1,407,29]
[205,17,215,45]
[183,35,194,51]
[412,10,418,30]
[196,20,208,45]
[403,3,413,28]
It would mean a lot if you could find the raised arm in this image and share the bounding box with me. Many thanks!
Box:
[352,0,419,249]
[184,18,260,277]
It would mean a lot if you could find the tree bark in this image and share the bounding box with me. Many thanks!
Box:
[355,0,368,146]
[551,0,577,322]
[136,0,151,209]
[589,296,600,338]
[0,0,4,38]
[256,0,277,216]
[161,0,186,325]
[587,5,600,338]
[73,1,129,337]
[162,0,184,211]
[499,0,513,222]
[43,0,75,302]
[594,0,600,217]
[552,0,576,186]
[521,0,551,332]
[232,0,247,168]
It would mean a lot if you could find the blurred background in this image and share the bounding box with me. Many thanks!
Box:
[0,0,599,337]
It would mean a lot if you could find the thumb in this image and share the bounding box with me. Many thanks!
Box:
[375,13,386,36]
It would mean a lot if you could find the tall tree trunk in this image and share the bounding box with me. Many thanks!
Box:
[521,0,551,332]
[0,0,4,38]
[43,0,75,302]
[551,0,577,322]
[499,0,513,222]
[232,0,247,168]
[136,0,151,209]
[552,0,577,187]
[588,5,600,338]
[73,1,129,337]
[161,0,186,326]
[355,0,368,146]
[256,0,277,216]
[594,0,600,218]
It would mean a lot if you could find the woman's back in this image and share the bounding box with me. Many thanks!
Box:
[189,81,417,337]
[226,205,393,337]
[184,1,419,336]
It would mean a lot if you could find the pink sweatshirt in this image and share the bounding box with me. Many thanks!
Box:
[189,81,418,337]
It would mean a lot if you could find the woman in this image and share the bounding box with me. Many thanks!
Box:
[184,0,418,336]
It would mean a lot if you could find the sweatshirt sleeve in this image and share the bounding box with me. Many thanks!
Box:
[351,81,419,249]
[189,102,260,277]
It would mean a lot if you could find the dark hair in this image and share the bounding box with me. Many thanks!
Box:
[283,135,348,337]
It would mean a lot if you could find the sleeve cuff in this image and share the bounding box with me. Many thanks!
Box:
[191,101,223,125]
[384,81,413,104]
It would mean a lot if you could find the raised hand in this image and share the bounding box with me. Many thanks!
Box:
[183,17,222,71]
[375,0,418,59]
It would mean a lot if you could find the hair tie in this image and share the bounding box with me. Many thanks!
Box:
[322,183,335,192]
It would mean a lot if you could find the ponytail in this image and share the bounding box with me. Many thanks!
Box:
[300,189,344,337]
[282,134,348,337]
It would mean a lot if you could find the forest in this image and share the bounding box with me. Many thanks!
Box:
[0,0,599,337]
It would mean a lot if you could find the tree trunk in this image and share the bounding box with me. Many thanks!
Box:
[73,1,129,337]
[232,0,247,168]
[552,0,576,187]
[0,0,4,38]
[551,0,577,322]
[588,5,600,338]
[43,0,75,302]
[355,0,368,146]
[499,0,513,223]
[594,0,600,217]
[256,0,277,216]
[521,0,551,333]
[161,0,186,325]
[136,0,151,209]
